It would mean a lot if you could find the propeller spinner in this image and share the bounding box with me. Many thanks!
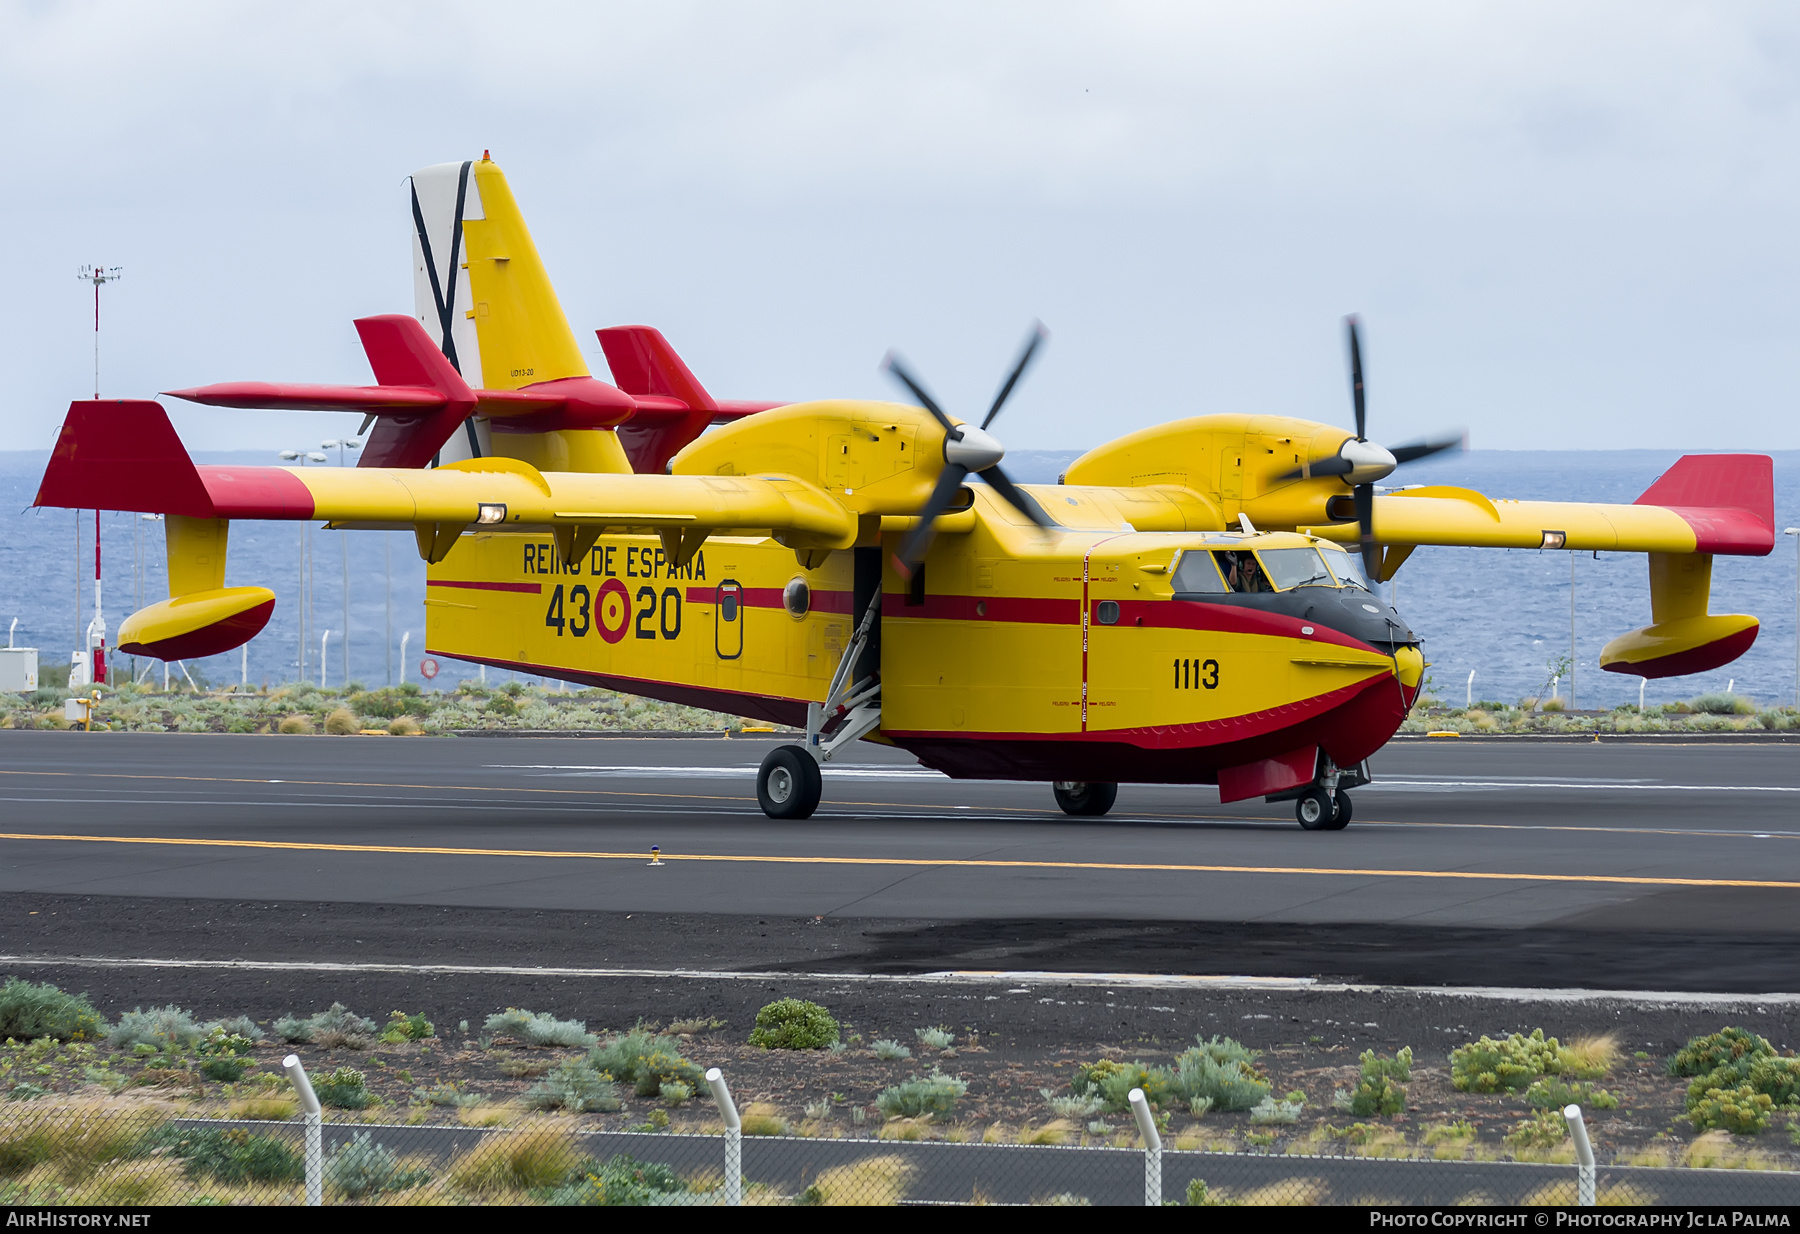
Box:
[1278,316,1465,578]
[882,323,1057,579]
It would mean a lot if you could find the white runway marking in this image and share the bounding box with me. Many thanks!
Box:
[2,954,1794,1006]
[1366,777,1800,793]
[497,763,949,780]
[499,764,1800,794]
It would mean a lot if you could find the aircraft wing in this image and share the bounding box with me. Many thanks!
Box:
[35,399,855,546]
[1302,456,1774,557]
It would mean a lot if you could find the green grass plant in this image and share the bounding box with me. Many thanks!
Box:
[748,999,839,1050]
[105,1005,211,1052]
[312,1066,374,1109]
[1524,1077,1618,1111]
[1690,1085,1774,1135]
[274,1003,376,1049]
[876,1069,968,1118]
[522,1058,621,1113]
[546,1154,689,1206]
[0,980,103,1043]
[1450,1029,1604,1092]
[379,1011,435,1043]
[324,1131,430,1198]
[483,1008,596,1048]
[139,1125,302,1184]
[587,1028,702,1096]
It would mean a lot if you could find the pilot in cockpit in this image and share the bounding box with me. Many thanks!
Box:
[1218,551,1271,594]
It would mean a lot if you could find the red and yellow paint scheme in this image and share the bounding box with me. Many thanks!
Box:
[31,155,1776,827]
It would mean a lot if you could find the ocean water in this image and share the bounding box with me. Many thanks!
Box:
[4,449,1798,709]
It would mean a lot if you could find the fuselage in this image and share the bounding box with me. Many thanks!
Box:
[424,483,1424,783]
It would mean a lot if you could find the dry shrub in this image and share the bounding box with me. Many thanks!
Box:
[1214,1176,1328,1206]
[387,716,421,736]
[1682,1130,1779,1171]
[323,708,358,735]
[1018,1119,1075,1146]
[1519,1179,1658,1206]
[228,1096,295,1120]
[740,1102,789,1137]
[65,1159,183,1206]
[447,1124,579,1193]
[277,715,314,735]
[1565,1033,1620,1076]
[807,1154,913,1206]
[456,1101,517,1128]
[0,1104,163,1184]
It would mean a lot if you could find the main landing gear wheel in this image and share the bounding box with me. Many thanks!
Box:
[1053,781,1118,817]
[1295,788,1338,830]
[757,745,822,820]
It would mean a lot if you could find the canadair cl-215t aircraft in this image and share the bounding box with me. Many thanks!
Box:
[35,155,1775,828]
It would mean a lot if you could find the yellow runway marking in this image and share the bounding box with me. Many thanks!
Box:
[0,831,1796,889]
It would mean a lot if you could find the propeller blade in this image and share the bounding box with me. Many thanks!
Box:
[881,352,957,435]
[981,321,1048,430]
[1346,315,1366,442]
[1389,431,1467,466]
[1274,455,1356,482]
[1354,482,1379,580]
[978,464,1057,528]
[892,463,970,578]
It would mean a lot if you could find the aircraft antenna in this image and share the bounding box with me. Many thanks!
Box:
[77,264,123,399]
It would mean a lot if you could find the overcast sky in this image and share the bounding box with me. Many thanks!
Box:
[6,1,1800,456]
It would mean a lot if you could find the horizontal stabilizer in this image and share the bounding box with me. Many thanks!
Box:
[167,315,476,469]
[598,326,787,473]
[1633,454,1774,555]
[36,401,214,517]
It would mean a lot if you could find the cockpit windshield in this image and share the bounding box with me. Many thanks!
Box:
[1170,541,1371,595]
[1255,547,1337,591]
[1319,546,1371,591]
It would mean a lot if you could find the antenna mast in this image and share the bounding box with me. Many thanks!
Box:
[77,264,122,400]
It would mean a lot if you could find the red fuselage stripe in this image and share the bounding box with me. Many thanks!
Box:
[429,580,545,594]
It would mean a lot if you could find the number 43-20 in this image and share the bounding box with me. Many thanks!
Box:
[544,583,682,639]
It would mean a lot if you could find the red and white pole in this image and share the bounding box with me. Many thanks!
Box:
[89,508,106,685]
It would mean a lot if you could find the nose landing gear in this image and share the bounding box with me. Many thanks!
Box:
[1295,787,1352,830]
[1052,781,1119,816]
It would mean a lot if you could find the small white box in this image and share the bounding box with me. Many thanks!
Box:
[64,698,89,724]
[0,648,37,693]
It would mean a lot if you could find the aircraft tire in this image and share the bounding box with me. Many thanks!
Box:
[758,745,822,819]
[1052,781,1119,816]
[1326,791,1353,830]
[1295,788,1337,830]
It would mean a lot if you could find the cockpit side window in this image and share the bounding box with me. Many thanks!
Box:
[1170,550,1227,594]
[1214,550,1271,594]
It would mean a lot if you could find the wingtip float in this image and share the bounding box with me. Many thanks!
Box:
[35,153,1777,830]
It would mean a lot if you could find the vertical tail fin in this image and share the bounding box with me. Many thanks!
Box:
[409,155,589,394]
[598,325,717,473]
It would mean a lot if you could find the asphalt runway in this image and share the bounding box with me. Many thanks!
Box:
[0,730,1797,991]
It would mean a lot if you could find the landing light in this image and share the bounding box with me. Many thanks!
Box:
[1540,530,1567,550]
[477,503,507,525]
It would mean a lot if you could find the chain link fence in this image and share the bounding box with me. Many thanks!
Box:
[2,1099,1799,1206]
